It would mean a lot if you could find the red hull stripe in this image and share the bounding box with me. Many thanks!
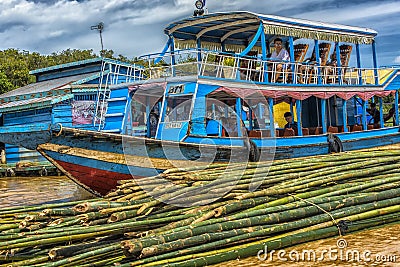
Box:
[55,160,139,195]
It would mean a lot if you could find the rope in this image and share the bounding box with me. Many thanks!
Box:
[288,193,344,236]
[54,123,63,137]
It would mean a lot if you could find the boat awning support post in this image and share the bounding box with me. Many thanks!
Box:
[379,97,384,128]
[336,43,342,85]
[321,98,327,133]
[314,40,322,84]
[289,36,295,83]
[239,23,263,57]
[290,99,294,116]
[146,96,151,138]
[248,100,253,131]
[260,25,268,83]
[236,98,243,137]
[372,41,379,85]
[362,99,368,130]
[395,90,399,126]
[153,38,172,65]
[342,99,348,132]
[296,99,302,136]
[197,38,202,62]
[356,43,362,85]
[268,98,275,137]
[169,36,176,77]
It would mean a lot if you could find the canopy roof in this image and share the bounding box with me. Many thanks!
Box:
[209,87,395,102]
[165,11,377,51]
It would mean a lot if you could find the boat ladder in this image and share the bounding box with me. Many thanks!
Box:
[93,60,144,131]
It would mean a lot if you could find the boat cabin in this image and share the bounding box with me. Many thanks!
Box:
[109,11,400,159]
[0,58,143,165]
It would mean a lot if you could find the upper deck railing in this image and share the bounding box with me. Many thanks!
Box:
[139,49,395,86]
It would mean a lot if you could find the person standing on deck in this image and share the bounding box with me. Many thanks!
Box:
[284,112,298,131]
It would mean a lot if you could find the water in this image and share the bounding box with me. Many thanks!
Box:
[1,177,399,266]
[0,176,95,208]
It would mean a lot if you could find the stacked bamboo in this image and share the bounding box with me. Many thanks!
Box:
[1,145,400,267]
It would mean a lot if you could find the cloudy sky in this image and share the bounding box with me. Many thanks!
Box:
[1,0,399,66]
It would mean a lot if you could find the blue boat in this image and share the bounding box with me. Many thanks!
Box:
[1,11,400,195]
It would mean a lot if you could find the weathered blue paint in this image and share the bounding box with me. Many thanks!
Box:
[268,98,275,137]
[362,99,367,130]
[321,98,327,133]
[342,99,348,132]
[0,123,52,150]
[43,150,156,177]
[296,99,302,136]
[379,97,384,127]
[103,87,130,132]
[184,136,245,147]
[5,144,47,164]
[190,84,219,136]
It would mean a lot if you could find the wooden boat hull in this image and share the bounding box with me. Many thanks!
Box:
[1,124,400,196]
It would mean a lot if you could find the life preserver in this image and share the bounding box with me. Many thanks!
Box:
[328,133,343,153]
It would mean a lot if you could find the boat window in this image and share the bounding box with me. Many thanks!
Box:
[131,102,146,127]
[164,95,192,122]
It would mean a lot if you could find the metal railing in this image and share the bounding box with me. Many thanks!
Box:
[94,60,145,130]
[139,49,392,86]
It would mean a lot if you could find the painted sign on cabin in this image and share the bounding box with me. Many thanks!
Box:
[72,101,95,125]
[168,84,185,94]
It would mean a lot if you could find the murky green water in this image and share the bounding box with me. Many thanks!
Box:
[0,176,94,208]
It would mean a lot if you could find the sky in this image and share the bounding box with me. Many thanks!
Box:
[0,0,399,66]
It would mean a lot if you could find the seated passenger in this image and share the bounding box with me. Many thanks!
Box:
[284,112,298,131]
[384,106,396,124]
[366,103,380,127]
[298,53,317,83]
[270,38,290,81]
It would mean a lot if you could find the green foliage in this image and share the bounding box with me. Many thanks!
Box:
[0,48,137,94]
[0,71,14,94]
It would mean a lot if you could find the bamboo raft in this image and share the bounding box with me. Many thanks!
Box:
[1,145,400,266]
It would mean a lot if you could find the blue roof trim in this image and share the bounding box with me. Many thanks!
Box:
[29,58,144,75]
[0,94,73,113]
[29,58,103,75]
[50,94,74,104]
[71,71,108,85]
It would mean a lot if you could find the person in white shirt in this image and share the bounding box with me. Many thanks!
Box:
[270,38,290,81]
